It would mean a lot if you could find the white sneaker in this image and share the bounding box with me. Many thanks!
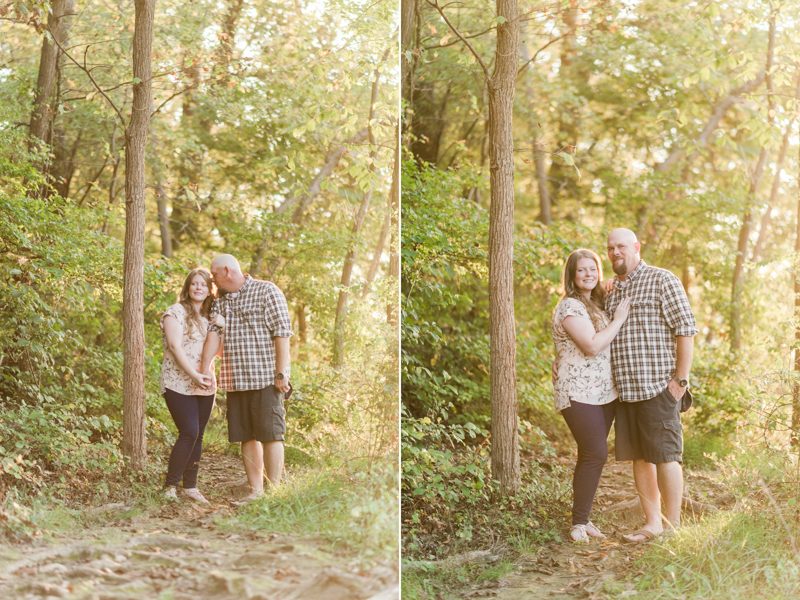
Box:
[183,488,210,504]
[164,487,178,501]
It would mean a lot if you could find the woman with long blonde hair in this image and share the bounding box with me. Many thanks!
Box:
[552,249,630,541]
[159,268,219,504]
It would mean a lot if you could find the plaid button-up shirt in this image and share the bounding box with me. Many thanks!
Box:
[209,276,293,391]
[605,260,698,402]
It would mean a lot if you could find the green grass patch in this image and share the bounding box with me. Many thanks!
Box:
[629,505,800,600]
[216,458,398,563]
[401,558,518,600]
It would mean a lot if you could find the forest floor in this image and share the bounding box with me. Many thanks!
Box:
[0,453,399,600]
[408,459,732,600]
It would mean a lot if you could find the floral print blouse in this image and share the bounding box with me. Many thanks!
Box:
[551,298,617,411]
[159,303,217,396]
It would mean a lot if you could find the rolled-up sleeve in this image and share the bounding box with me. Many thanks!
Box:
[264,284,293,338]
[662,274,698,337]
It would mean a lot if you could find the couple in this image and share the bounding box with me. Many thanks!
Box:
[552,228,697,543]
[158,254,293,505]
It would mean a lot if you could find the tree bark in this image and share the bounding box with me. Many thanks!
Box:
[332,51,387,366]
[122,0,155,471]
[488,0,520,495]
[29,0,70,147]
[29,0,75,197]
[401,0,416,104]
[534,151,551,225]
[751,73,800,263]
[149,124,173,258]
[794,135,800,448]
[387,121,400,330]
[730,11,775,352]
[362,201,391,298]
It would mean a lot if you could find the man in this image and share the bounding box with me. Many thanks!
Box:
[605,228,698,542]
[200,254,293,503]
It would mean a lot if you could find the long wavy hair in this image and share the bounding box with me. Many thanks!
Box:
[179,268,215,338]
[559,248,608,329]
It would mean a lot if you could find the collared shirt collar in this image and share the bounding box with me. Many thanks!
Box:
[224,274,252,300]
[614,259,646,289]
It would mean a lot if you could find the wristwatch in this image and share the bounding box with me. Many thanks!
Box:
[275,372,285,380]
[673,376,688,387]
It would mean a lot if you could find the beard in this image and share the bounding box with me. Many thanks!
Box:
[612,259,627,275]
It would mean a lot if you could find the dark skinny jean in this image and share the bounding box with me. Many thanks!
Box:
[560,399,616,526]
[163,389,215,489]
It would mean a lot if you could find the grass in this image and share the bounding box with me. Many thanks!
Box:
[628,504,800,600]
[215,457,398,563]
[401,557,518,600]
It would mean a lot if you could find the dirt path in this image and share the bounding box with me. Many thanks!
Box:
[453,460,731,600]
[0,455,399,600]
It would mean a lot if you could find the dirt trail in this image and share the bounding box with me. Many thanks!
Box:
[453,460,731,600]
[0,455,399,600]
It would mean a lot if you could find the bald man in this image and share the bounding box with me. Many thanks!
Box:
[200,255,293,503]
[605,229,698,543]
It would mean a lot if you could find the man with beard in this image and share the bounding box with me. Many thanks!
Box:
[605,228,698,542]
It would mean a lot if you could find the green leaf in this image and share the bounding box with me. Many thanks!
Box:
[495,16,507,25]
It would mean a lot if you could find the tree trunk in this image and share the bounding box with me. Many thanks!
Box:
[122,0,155,472]
[29,0,70,147]
[401,0,416,105]
[387,122,400,330]
[654,72,766,174]
[730,11,775,352]
[332,51,387,366]
[535,152,551,225]
[29,0,75,197]
[362,201,391,298]
[488,0,520,495]
[149,125,173,258]
[794,136,800,448]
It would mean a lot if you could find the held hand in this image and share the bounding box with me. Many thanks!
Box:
[212,314,226,329]
[613,297,631,322]
[274,377,290,394]
[604,279,615,293]
[668,378,686,401]
[191,371,213,390]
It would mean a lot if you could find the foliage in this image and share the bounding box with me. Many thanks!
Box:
[0,5,398,569]
[401,406,571,561]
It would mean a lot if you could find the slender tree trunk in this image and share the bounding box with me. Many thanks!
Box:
[794,136,800,448]
[29,0,69,147]
[387,122,400,330]
[362,202,391,298]
[535,152,551,224]
[29,0,75,197]
[122,0,155,471]
[332,51,388,366]
[488,0,520,495]
[401,0,416,105]
[730,10,775,352]
[149,124,173,258]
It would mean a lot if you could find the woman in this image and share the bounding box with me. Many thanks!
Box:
[552,249,630,542]
[159,268,219,504]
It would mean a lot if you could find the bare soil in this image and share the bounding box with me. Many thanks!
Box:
[444,460,731,600]
[0,454,399,600]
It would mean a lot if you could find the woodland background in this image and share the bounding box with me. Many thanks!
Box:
[0,0,399,562]
[401,0,800,598]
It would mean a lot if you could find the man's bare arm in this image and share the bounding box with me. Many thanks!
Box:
[668,335,694,400]
[274,336,290,394]
[200,331,221,376]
